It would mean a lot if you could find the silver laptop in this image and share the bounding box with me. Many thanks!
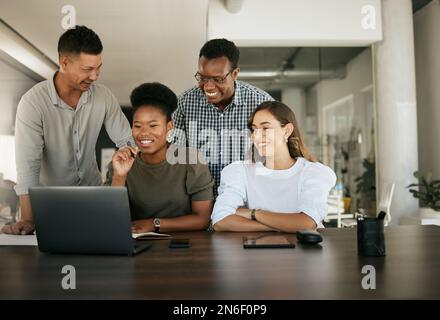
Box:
[29,186,151,256]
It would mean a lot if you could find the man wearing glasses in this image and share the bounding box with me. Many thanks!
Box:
[173,38,273,195]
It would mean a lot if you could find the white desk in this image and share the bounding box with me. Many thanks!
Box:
[401,214,440,226]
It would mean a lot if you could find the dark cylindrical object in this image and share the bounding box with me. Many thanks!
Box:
[357,216,386,257]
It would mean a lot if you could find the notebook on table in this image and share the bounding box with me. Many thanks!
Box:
[132,232,171,240]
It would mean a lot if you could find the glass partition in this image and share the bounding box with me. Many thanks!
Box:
[238,46,376,226]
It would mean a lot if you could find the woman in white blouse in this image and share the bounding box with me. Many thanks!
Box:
[212,101,336,232]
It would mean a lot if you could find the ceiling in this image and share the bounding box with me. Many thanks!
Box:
[0,0,208,106]
[412,0,433,12]
[238,46,366,91]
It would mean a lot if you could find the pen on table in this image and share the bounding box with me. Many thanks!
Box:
[126,141,136,159]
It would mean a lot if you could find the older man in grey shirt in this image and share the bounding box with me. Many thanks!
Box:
[2,26,135,235]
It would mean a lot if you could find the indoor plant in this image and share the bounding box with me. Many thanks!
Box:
[355,158,376,215]
[407,171,440,217]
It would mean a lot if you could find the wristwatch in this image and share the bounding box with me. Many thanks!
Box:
[153,218,161,233]
[251,209,257,221]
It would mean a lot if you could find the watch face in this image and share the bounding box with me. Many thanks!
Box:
[154,218,160,227]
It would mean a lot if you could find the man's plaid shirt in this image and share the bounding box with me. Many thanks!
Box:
[172,81,273,195]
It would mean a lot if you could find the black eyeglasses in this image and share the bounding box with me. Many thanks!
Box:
[194,70,233,85]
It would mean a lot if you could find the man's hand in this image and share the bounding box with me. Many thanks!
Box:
[2,195,35,235]
[131,219,154,234]
[1,220,35,235]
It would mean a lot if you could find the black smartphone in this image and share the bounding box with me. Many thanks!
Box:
[169,238,191,249]
[243,235,295,249]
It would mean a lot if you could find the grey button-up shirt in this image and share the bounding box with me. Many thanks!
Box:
[14,73,133,195]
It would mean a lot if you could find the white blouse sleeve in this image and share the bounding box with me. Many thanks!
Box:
[211,162,247,226]
[297,162,337,226]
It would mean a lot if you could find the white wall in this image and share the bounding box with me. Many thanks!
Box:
[307,48,373,200]
[313,48,372,115]
[310,48,373,157]
[0,59,36,135]
[0,58,36,181]
[317,49,373,151]
[208,0,382,46]
[281,88,306,132]
[414,0,440,179]
[281,87,321,159]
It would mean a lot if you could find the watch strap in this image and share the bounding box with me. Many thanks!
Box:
[154,218,160,233]
[251,209,257,221]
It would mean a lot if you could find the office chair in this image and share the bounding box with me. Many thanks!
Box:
[378,182,395,226]
[325,193,353,228]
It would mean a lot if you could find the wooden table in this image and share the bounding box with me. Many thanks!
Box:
[1,225,439,299]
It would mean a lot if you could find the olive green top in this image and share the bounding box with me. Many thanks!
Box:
[105,145,214,220]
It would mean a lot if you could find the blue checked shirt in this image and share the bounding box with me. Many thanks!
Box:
[173,81,273,195]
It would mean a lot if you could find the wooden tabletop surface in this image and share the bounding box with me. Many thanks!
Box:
[1,225,439,299]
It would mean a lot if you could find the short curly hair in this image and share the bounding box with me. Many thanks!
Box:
[57,25,103,56]
[130,82,177,122]
[199,38,240,69]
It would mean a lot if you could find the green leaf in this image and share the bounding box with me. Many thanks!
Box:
[414,171,423,179]
[426,172,433,183]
